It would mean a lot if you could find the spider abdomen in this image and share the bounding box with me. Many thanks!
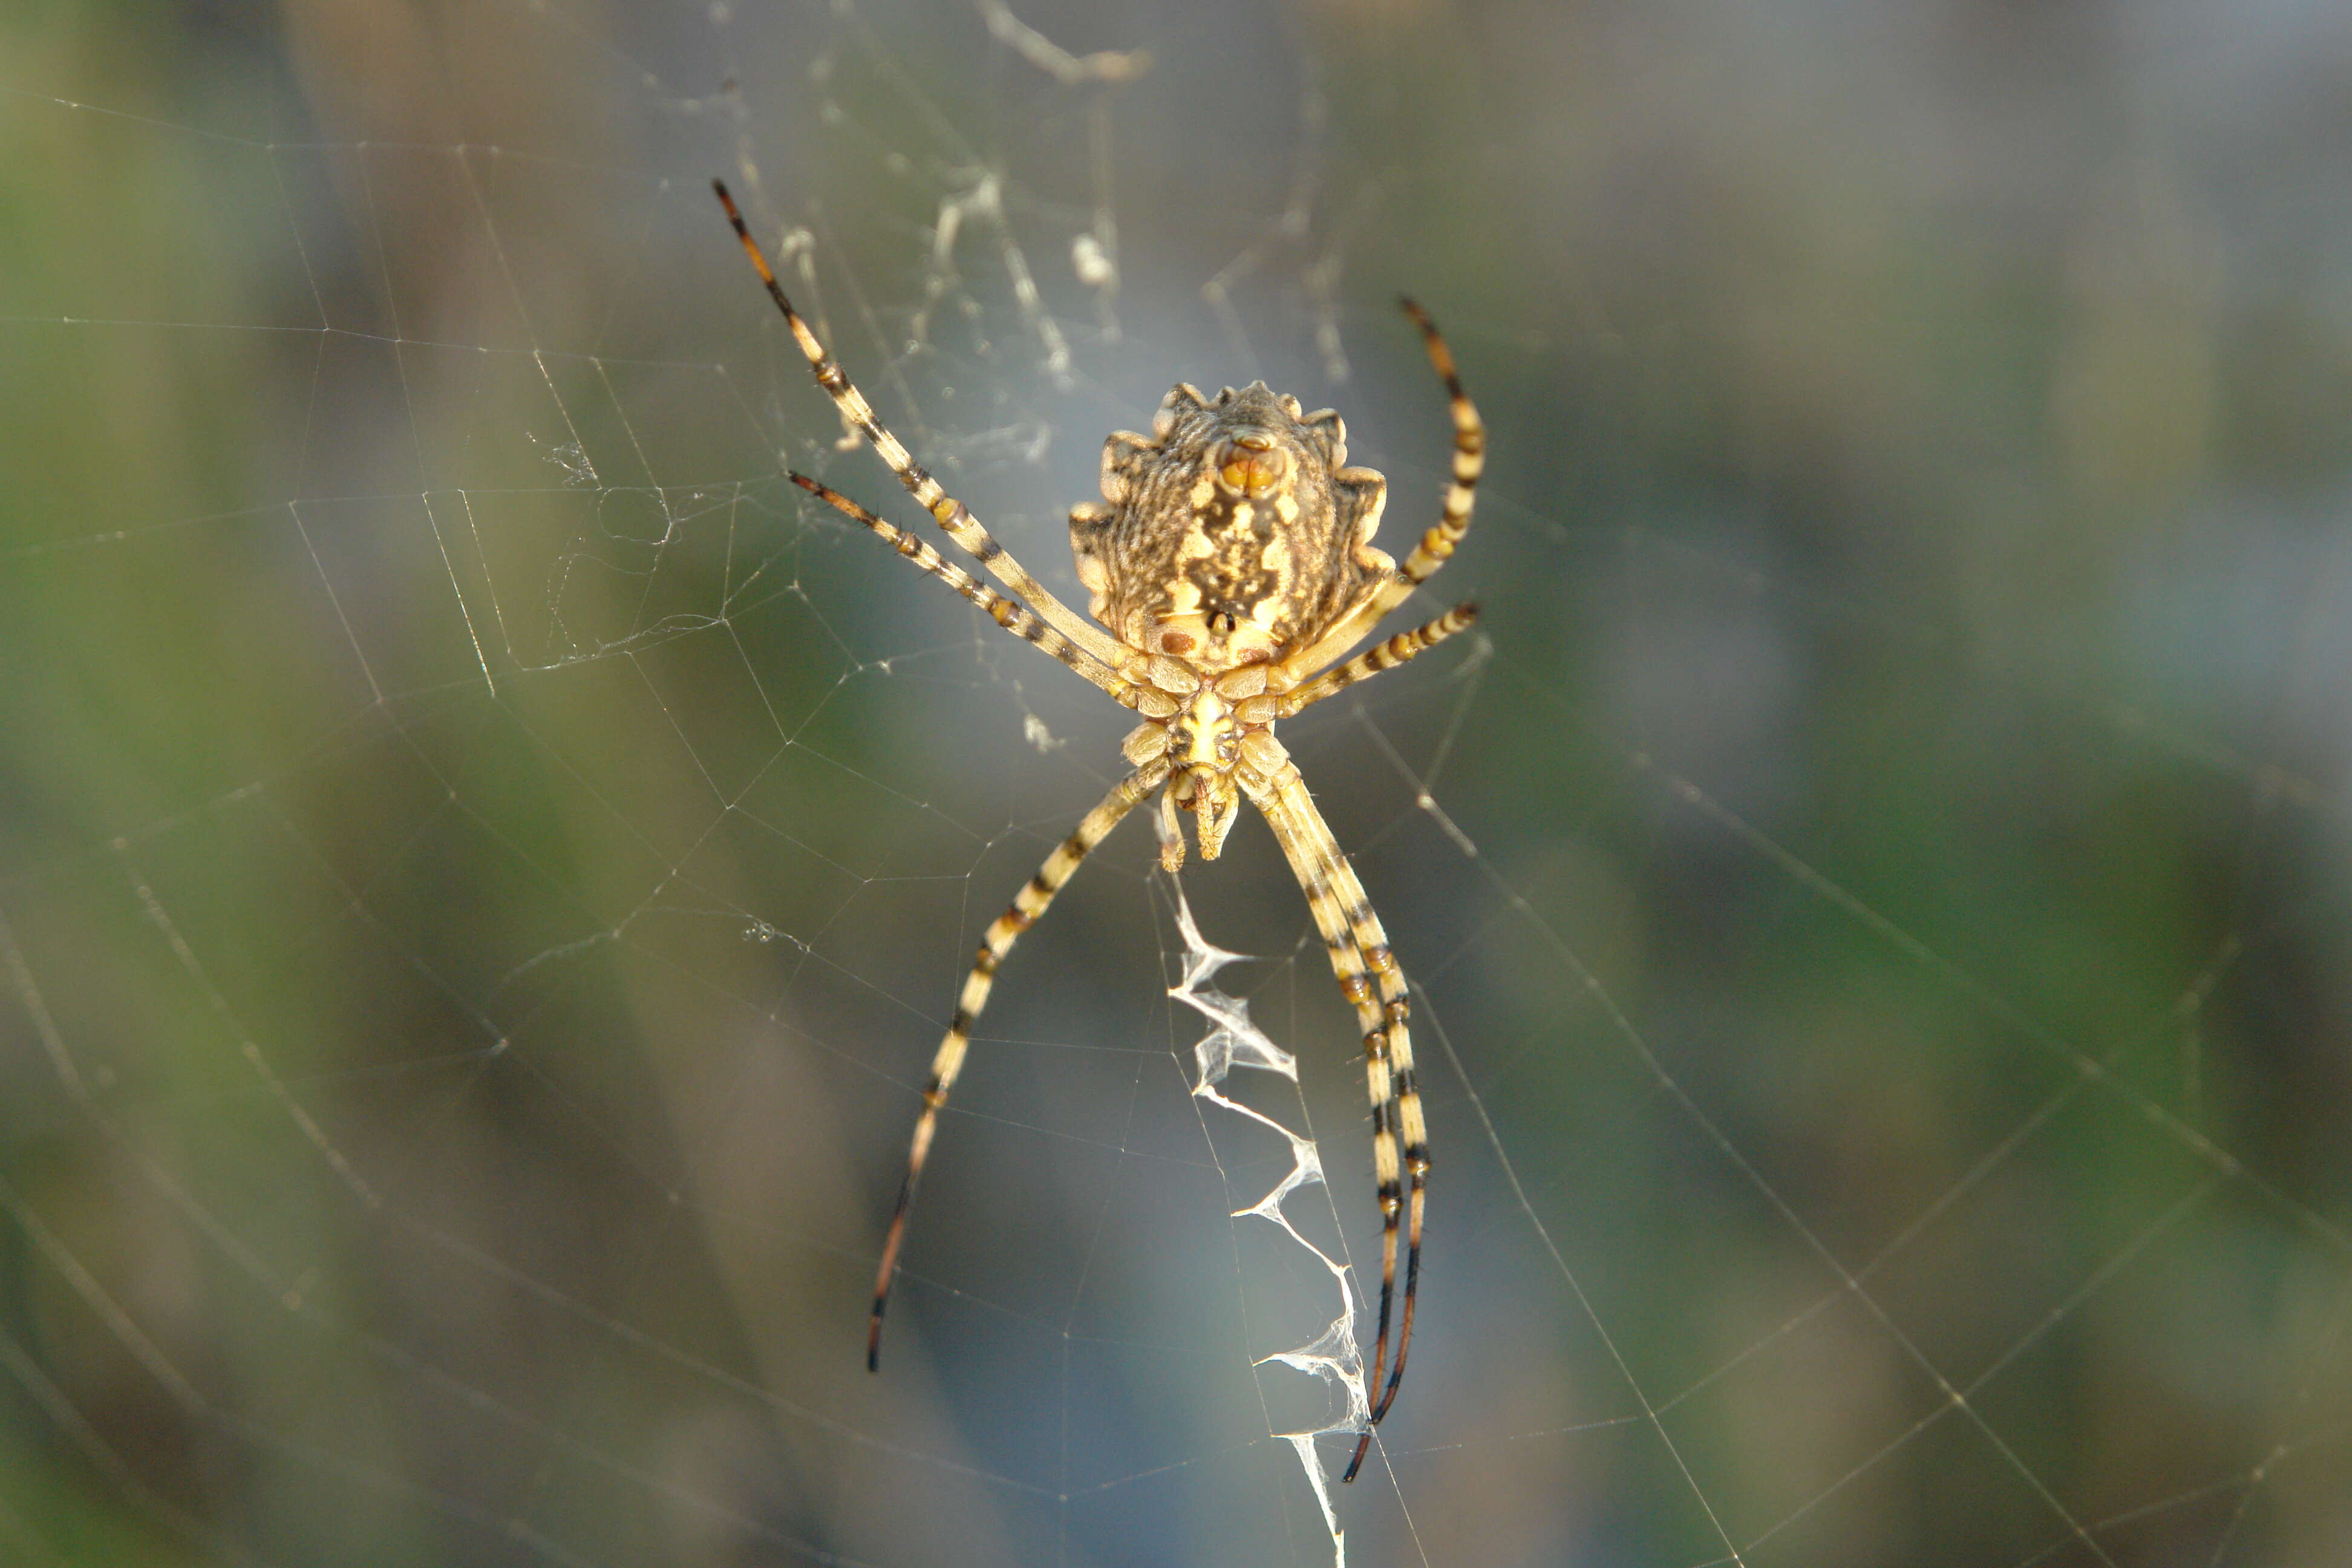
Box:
[1074,381,1393,673]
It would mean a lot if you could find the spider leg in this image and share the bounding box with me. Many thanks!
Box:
[789,473,1138,706]
[716,180,1125,670]
[868,760,1169,1371]
[1276,603,1478,719]
[1247,772,1425,1482]
[1287,299,1486,680]
[1378,297,1485,616]
[1278,781,1429,1481]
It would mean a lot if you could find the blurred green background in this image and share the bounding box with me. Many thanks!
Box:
[4,2,2350,1564]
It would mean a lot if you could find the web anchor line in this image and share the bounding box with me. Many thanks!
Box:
[1166,880,1365,1568]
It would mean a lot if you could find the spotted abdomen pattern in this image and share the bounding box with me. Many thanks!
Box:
[1071,381,1391,671]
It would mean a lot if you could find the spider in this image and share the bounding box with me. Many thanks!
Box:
[716,180,1483,1483]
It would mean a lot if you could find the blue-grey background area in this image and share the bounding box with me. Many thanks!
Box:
[4,1,2350,1564]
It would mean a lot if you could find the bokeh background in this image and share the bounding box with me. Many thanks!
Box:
[5,2,2351,1564]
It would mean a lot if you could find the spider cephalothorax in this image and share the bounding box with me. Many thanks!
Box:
[1073,381,1391,671]
[716,177,1483,1488]
[1125,677,1287,867]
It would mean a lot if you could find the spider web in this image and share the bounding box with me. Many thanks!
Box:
[4,2,2352,1564]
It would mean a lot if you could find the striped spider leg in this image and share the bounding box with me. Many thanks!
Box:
[1264,297,1485,1481]
[1277,603,1481,720]
[783,473,1142,711]
[861,758,1171,1368]
[716,178,1486,1479]
[1250,771,1420,1483]
[715,180,1123,672]
[1285,297,1486,683]
[779,474,1169,1364]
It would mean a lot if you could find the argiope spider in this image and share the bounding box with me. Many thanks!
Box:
[716,180,1483,1483]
